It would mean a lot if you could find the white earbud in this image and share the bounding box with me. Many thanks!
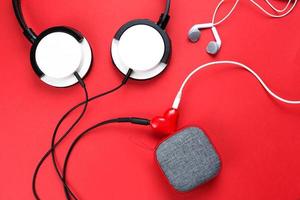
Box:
[188,0,297,55]
[188,23,213,43]
[206,26,221,55]
[188,23,221,55]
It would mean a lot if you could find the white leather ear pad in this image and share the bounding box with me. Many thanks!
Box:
[30,27,92,87]
[206,41,219,55]
[111,19,171,80]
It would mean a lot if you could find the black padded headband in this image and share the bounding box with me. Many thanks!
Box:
[12,0,37,43]
[12,0,171,43]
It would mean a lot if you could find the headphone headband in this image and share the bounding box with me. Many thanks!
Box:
[12,0,171,43]
[12,0,37,43]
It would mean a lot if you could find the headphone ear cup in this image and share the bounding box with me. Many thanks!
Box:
[111,19,171,80]
[206,41,219,55]
[188,28,201,43]
[30,26,93,87]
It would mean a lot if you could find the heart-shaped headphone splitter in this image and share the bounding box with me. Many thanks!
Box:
[150,108,179,135]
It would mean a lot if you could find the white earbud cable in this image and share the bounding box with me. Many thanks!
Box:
[212,0,239,26]
[209,0,297,27]
[249,0,298,18]
[172,61,300,109]
[264,0,292,13]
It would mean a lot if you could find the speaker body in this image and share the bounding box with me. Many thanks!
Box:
[156,127,221,192]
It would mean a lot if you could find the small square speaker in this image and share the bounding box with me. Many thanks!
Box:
[156,127,221,192]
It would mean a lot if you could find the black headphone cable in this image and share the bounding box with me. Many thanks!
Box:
[32,69,133,200]
[50,72,88,200]
[61,118,150,199]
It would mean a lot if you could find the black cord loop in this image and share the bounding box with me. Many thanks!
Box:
[32,70,133,199]
[62,118,150,199]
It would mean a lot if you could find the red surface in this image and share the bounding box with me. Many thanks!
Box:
[1,0,300,199]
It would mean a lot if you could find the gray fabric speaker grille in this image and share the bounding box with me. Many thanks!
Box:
[156,127,221,192]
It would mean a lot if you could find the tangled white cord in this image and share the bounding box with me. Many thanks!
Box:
[264,0,292,13]
[172,61,300,109]
[211,0,297,26]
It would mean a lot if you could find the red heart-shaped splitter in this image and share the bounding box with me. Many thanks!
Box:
[150,108,179,135]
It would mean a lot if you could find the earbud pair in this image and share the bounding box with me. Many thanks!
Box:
[188,23,222,55]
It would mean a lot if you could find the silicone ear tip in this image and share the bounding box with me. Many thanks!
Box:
[188,29,201,43]
[206,41,219,55]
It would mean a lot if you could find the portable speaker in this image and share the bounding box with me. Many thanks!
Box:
[156,127,221,192]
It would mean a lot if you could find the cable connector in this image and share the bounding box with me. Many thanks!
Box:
[74,72,85,88]
[23,28,37,44]
[129,118,150,126]
[157,14,170,30]
[116,118,150,126]
[172,91,182,110]
[122,68,133,85]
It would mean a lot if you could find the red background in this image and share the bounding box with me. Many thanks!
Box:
[1,0,300,199]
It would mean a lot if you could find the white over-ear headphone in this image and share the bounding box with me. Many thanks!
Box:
[188,0,298,55]
[13,0,172,87]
